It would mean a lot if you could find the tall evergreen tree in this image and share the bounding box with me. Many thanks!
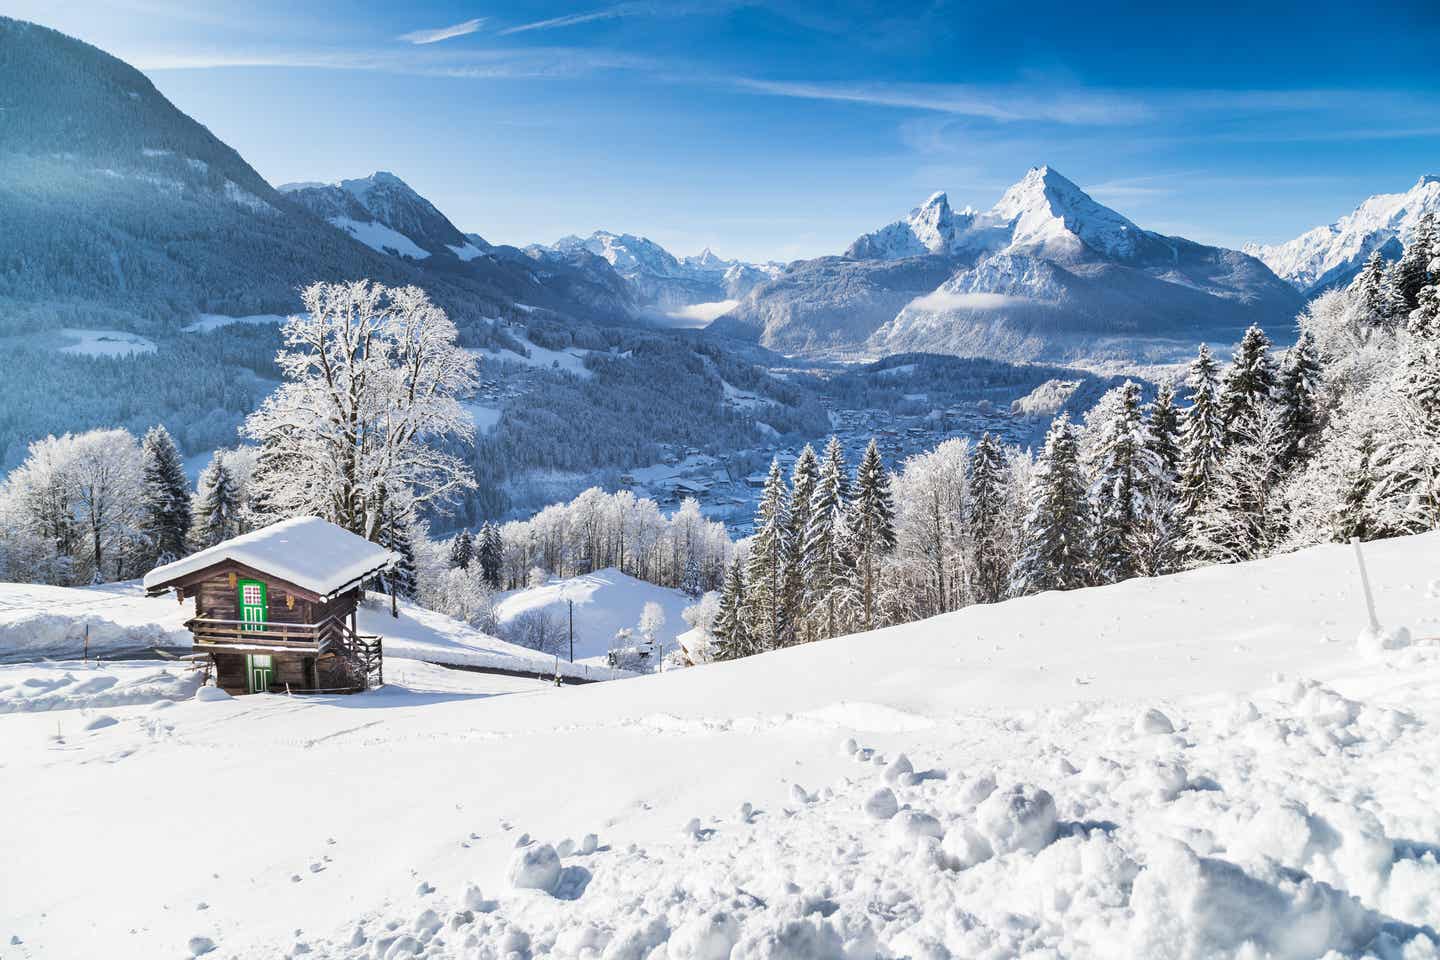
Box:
[681,553,703,598]
[1334,431,1377,542]
[190,453,240,550]
[1137,383,1182,577]
[478,523,503,588]
[448,529,474,569]
[1219,324,1277,441]
[1184,406,1287,566]
[713,559,750,660]
[1009,414,1089,597]
[803,437,850,640]
[1274,331,1323,469]
[745,459,791,650]
[1177,345,1225,532]
[1391,212,1437,314]
[379,506,419,600]
[1145,383,1181,480]
[138,426,191,566]
[849,439,896,630]
[1087,382,1149,585]
[784,445,820,642]
[966,432,1009,604]
[1353,249,1395,327]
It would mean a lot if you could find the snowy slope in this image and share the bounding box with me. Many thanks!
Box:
[3,534,1440,957]
[1244,174,1440,294]
[721,166,1303,363]
[493,569,694,665]
[0,581,191,661]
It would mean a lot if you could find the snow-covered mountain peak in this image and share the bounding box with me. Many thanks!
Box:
[846,166,1150,262]
[1244,173,1440,293]
[990,165,1145,259]
[283,171,475,262]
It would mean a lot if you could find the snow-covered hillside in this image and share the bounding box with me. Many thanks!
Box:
[720,166,1303,363]
[4,533,1440,958]
[1245,174,1440,294]
[494,568,694,666]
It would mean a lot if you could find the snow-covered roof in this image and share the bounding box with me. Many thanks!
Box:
[143,516,398,600]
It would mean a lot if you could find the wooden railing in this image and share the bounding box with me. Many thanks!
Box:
[187,617,326,648]
[188,616,384,690]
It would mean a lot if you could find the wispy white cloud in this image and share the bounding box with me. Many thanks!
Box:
[135,46,653,78]
[399,18,485,45]
[498,6,630,36]
[733,78,1152,125]
[908,291,1030,313]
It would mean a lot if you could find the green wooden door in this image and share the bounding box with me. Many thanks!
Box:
[238,579,268,633]
[246,654,274,693]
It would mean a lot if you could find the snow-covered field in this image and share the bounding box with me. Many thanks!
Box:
[475,338,594,379]
[55,327,158,357]
[494,569,694,665]
[4,534,1440,958]
[184,312,288,333]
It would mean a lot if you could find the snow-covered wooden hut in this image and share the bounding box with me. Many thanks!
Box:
[143,517,397,695]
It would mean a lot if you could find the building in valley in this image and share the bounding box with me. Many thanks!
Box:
[143,517,397,695]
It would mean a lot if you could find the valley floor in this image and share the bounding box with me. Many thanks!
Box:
[3,536,1440,958]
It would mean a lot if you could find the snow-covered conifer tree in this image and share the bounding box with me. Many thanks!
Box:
[1274,331,1323,469]
[745,459,791,650]
[448,529,474,570]
[784,445,820,639]
[190,452,240,550]
[1391,212,1437,315]
[1177,345,1225,543]
[1352,249,1395,327]
[478,523,503,588]
[713,559,750,660]
[138,425,191,566]
[1084,382,1153,585]
[1185,405,1288,565]
[849,439,895,630]
[1009,414,1089,597]
[1135,383,1182,577]
[966,432,1009,605]
[803,437,850,640]
[1219,325,1277,441]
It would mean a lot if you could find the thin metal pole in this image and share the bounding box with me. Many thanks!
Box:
[1350,537,1381,633]
[568,599,574,663]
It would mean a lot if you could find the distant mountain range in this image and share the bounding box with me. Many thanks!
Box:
[0,16,645,336]
[713,167,1306,363]
[1,14,1434,369]
[1245,174,1440,295]
[538,232,783,315]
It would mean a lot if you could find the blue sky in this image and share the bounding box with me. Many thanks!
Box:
[14,1,1440,261]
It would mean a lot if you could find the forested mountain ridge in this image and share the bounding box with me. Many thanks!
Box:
[0,17,633,335]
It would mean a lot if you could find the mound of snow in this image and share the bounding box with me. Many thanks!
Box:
[0,581,191,661]
[492,569,693,667]
[0,662,202,714]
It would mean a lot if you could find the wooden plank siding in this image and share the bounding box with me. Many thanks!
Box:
[173,560,371,694]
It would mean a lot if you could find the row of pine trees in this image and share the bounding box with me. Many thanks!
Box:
[708,211,1440,662]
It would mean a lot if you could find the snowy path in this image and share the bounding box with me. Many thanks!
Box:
[2,536,1440,958]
